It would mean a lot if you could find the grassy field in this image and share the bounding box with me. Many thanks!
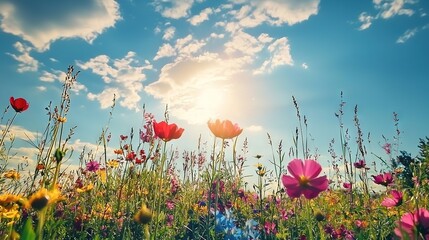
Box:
[1,67,428,239]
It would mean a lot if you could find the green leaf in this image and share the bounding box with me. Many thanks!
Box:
[20,218,36,240]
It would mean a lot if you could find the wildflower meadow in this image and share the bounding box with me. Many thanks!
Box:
[1,66,429,240]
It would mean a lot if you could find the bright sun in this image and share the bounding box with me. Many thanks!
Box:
[193,87,226,123]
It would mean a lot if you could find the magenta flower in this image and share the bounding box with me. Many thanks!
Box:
[382,143,391,154]
[353,159,369,169]
[343,182,352,191]
[86,160,100,172]
[372,172,394,186]
[264,221,277,235]
[394,208,429,240]
[381,190,403,207]
[281,159,329,199]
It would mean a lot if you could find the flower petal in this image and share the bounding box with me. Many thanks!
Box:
[303,159,322,179]
[287,159,304,179]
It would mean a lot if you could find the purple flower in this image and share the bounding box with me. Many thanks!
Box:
[86,160,100,172]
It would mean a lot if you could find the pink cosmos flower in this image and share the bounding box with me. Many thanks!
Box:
[343,182,352,190]
[394,208,429,240]
[281,159,329,199]
[382,143,391,154]
[381,190,403,207]
[372,172,394,186]
[353,159,369,169]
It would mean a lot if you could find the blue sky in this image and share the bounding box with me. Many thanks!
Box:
[0,0,428,174]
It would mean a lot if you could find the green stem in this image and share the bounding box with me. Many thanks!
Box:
[153,141,167,239]
[144,224,150,239]
[36,208,47,240]
[0,112,17,148]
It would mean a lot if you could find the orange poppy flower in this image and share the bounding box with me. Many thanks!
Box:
[207,119,243,139]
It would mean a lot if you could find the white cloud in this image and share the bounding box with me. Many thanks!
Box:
[163,26,176,40]
[145,52,249,124]
[225,31,265,56]
[6,42,39,72]
[378,0,414,19]
[254,37,293,74]
[0,0,121,51]
[246,125,263,132]
[153,0,194,19]
[40,71,58,83]
[209,33,225,39]
[358,12,374,30]
[230,0,320,28]
[396,27,418,43]
[39,69,87,94]
[0,125,38,142]
[37,86,47,91]
[188,8,213,26]
[77,51,153,111]
[257,33,274,43]
[358,0,417,30]
[302,63,309,69]
[154,43,176,60]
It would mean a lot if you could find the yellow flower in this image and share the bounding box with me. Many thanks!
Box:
[3,170,20,180]
[0,204,20,219]
[57,116,67,123]
[106,159,120,168]
[255,163,266,176]
[0,193,23,206]
[97,169,107,184]
[134,203,152,225]
[26,187,61,211]
[76,183,94,193]
[193,203,208,215]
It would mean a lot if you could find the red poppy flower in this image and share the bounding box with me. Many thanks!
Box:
[10,97,29,113]
[281,159,329,199]
[153,121,184,142]
[207,119,243,139]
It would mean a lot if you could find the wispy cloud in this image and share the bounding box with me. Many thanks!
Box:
[6,42,39,72]
[396,27,418,43]
[0,0,121,51]
[229,0,320,28]
[358,0,417,30]
[246,125,263,132]
[39,70,87,94]
[302,63,309,69]
[188,8,213,26]
[154,34,206,61]
[153,0,194,19]
[1,124,38,142]
[254,37,293,74]
[163,26,176,40]
[77,51,153,111]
